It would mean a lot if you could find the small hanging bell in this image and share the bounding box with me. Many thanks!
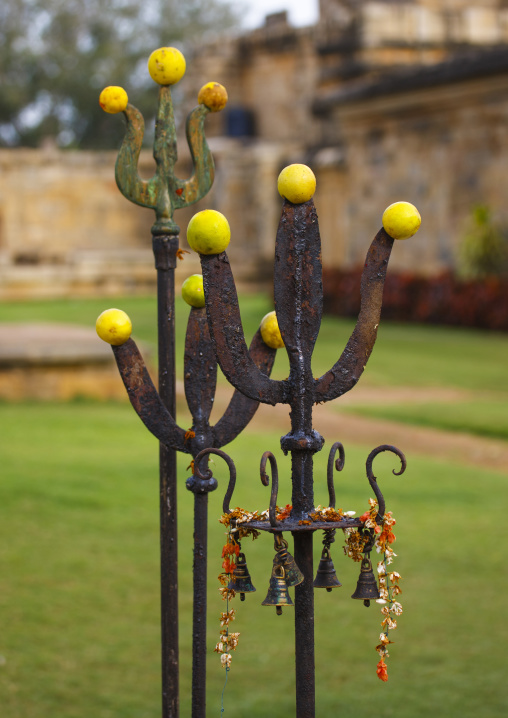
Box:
[261,564,294,615]
[273,535,304,587]
[351,555,380,607]
[313,546,342,591]
[227,552,256,601]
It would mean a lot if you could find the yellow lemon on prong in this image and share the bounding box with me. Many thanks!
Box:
[148,47,186,85]
[96,308,132,346]
[260,311,284,349]
[382,202,421,240]
[182,274,205,308]
[186,210,230,255]
[277,164,316,204]
[198,82,228,112]
[99,86,128,114]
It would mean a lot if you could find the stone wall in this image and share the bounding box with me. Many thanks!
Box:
[314,71,508,274]
[0,147,156,298]
[3,1,508,298]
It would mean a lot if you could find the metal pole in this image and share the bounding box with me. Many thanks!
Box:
[291,447,317,718]
[153,234,180,718]
[192,493,208,718]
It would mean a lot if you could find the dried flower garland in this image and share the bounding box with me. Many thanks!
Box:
[345,498,402,682]
[216,501,402,683]
[215,510,261,669]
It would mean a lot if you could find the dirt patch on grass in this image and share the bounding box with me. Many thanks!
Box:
[206,386,508,474]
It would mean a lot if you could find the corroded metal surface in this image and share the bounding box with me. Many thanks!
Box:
[260,451,280,527]
[108,59,406,718]
[198,196,404,718]
[111,323,276,457]
[115,89,214,236]
[314,228,395,403]
[201,252,285,405]
[327,441,345,508]
[366,444,407,522]
[239,517,362,532]
[184,307,217,448]
[111,283,275,718]
[108,77,262,718]
[113,339,185,447]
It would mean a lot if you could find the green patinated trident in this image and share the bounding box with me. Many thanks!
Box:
[100,48,227,235]
[100,47,228,718]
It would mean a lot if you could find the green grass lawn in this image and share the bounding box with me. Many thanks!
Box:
[344,398,508,441]
[2,292,508,391]
[1,295,508,716]
[2,293,508,439]
[0,402,507,718]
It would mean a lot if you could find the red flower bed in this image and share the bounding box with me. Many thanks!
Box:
[322,268,508,331]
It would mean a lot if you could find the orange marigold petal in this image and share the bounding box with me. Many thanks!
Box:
[376,659,389,682]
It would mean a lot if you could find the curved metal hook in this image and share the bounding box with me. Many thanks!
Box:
[260,451,279,528]
[366,444,406,523]
[326,441,345,508]
[193,448,237,514]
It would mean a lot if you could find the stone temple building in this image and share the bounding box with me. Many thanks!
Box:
[2,0,508,297]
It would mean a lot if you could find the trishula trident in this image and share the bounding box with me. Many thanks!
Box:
[98,49,277,718]
[98,46,421,718]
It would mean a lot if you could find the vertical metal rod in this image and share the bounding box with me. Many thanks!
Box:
[154,234,180,718]
[293,532,315,718]
[291,450,316,718]
[192,493,208,718]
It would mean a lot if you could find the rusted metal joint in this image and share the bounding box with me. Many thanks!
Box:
[280,430,324,454]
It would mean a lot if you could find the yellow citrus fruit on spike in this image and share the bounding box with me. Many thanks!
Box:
[186,210,231,255]
[99,86,128,114]
[96,308,132,346]
[198,82,228,112]
[148,47,186,85]
[182,274,205,308]
[277,164,316,204]
[382,201,421,240]
[260,311,284,349]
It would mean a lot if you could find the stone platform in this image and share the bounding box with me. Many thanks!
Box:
[0,323,129,400]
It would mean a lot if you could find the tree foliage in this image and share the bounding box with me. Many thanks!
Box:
[0,0,241,148]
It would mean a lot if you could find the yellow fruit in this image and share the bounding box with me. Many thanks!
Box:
[187,210,231,255]
[96,308,132,346]
[198,82,228,112]
[99,86,128,114]
[260,311,284,349]
[277,164,316,204]
[148,47,186,85]
[182,274,205,308]
[382,201,421,240]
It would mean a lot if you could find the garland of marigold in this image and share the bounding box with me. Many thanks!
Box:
[345,498,402,682]
[216,502,402,682]
[215,510,261,669]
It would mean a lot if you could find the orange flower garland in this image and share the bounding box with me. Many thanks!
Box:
[345,498,402,682]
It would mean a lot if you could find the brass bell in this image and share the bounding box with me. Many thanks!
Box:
[351,556,380,607]
[228,552,256,601]
[313,547,342,592]
[273,535,304,587]
[261,564,294,615]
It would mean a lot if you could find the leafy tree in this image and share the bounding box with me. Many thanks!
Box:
[0,0,241,148]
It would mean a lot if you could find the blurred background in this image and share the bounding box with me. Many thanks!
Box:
[0,1,507,717]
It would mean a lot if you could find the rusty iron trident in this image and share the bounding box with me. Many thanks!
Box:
[196,198,410,717]
[101,61,276,718]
